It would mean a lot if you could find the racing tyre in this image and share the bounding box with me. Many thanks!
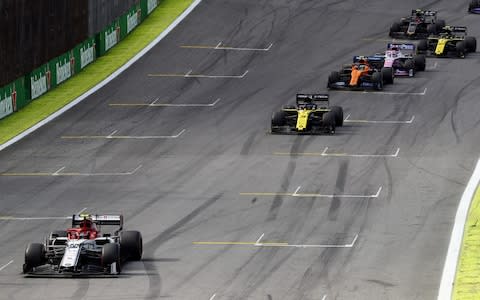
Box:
[470,1,480,12]
[389,22,401,37]
[404,59,415,71]
[102,243,121,273]
[271,111,286,133]
[24,243,46,273]
[417,40,428,53]
[456,41,466,58]
[330,106,343,127]
[120,231,143,261]
[381,67,394,85]
[322,112,335,134]
[372,71,383,90]
[465,36,477,52]
[327,71,341,88]
[427,24,437,35]
[436,20,446,30]
[413,55,426,71]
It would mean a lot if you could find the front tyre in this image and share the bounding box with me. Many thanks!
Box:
[322,112,336,134]
[24,243,46,273]
[327,71,341,88]
[102,243,121,273]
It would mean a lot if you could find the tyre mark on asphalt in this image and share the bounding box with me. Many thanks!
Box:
[142,193,222,299]
[266,135,315,221]
[240,131,257,156]
[71,279,90,300]
[328,159,349,221]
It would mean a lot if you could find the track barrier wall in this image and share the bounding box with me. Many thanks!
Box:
[0,0,159,121]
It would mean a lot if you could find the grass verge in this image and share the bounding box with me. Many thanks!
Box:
[453,185,480,299]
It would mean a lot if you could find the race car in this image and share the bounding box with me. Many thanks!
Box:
[417,26,477,58]
[389,9,445,39]
[374,43,426,77]
[23,213,143,276]
[327,56,394,91]
[468,0,480,13]
[271,94,343,134]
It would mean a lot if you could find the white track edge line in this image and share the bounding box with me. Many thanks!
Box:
[0,0,204,152]
[437,158,480,300]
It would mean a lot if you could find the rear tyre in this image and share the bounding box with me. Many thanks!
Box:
[327,71,341,88]
[436,20,446,30]
[417,40,428,52]
[322,112,335,134]
[24,243,45,273]
[389,22,401,36]
[413,55,426,71]
[427,24,437,35]
[330,106,343,127]
[465,36,477,52]
[456,41,466,58]
[120,231,143,261]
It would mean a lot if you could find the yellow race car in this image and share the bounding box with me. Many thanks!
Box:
[417,26,477,58]
[271,94,343,134]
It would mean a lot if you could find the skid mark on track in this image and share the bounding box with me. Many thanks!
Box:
[71,279,90,300]
[240,131,257,156]
[142,194,221,299]
[142,194,222,298]
[328,160,349,221]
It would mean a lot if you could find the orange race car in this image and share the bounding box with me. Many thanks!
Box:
[327,56,394,91]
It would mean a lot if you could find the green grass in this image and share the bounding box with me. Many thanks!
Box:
[453,185,480,299]
[0,0,194,144]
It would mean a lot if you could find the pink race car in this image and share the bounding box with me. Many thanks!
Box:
[375,43,426,77]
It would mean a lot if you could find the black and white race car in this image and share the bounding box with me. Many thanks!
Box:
[23,213,142,276]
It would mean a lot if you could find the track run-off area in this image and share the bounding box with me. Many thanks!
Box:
[1,0,480,299]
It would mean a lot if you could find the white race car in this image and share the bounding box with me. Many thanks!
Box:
[23,213,142,276]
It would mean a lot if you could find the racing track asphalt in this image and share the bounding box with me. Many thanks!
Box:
[1,0,480,299]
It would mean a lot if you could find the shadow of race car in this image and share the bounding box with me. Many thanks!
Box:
[417,26,477,58]
[389,9,445,39]
[327,56,394,91]
[271,93,343,134]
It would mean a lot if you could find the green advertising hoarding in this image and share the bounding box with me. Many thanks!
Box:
[96,20,121,56]
[29,63,52,100]
[77,38,96,71]
[141,0,158,18]
[147,0,158,15]
[120,5,142,39]
[12,77,29,110]
[0,85,14,120]
[0,76,28,119]
[53,51,75,86]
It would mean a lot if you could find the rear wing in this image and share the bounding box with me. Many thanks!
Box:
[353,55,385,68]
[450,26,467,34]
[387,43,415,51]
[72,214,123,229]
[387,43,416,55]
[411,9,436,16]
[296,93,329,105]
